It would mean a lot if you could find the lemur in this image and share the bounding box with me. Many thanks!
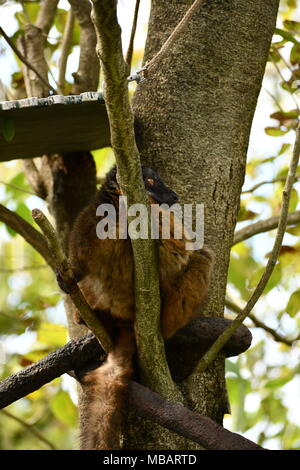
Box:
[67,166,213,450]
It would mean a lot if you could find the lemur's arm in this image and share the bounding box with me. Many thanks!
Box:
[161,248,214,339]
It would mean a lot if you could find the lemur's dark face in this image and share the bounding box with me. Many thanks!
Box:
[106,166,179,206]
[142,166,179,206]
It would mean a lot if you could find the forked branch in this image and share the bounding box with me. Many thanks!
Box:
[188,122,300,377]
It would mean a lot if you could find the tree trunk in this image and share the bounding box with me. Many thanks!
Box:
[124,0,279,449]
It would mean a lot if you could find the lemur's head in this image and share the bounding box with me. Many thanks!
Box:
[104,166,179,206]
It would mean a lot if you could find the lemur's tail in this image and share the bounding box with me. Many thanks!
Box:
[79,328,135,450]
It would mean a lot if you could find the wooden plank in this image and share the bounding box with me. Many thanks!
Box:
[0,92,111,162]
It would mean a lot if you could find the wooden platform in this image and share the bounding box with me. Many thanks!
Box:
[0,92,111,162]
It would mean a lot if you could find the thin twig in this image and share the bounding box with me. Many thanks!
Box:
[242,174,300,194]
[263,86,284,112]
[0,26,56,94]
[125,0,141,71]
[0,204,55,270]
[188,122,300,377]
[270,55,299,112]
[143,0,205,73]
[58,8,74,94]
[0,180,36,196]
[233,210,300,245]
[0,409,56,450]
[0,264,47,273]
[31,208,112,353]
[225,299,300,346]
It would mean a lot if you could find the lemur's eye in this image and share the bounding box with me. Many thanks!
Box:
[147,178,154,185]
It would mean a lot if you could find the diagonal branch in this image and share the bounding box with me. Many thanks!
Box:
[242,174,300,194]
[225,299,300,346]
[128,382,263,450]
[0,409,56,450]
[233,211,300,245]
[0,26,56,94]
[0,204,55,270]
[31,208,112,353]
[0,329,260,450]
[90,0,179,401]
[188,122,300,377]
[125,0,141,71]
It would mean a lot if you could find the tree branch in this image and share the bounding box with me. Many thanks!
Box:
[35,0,59,36]
[242,174,300,194]
[0,179,36,196]
[58,8,74,94]
[68,0,100,94]
[0,319,251,409]
[0,26,56,94]
[189,122,300,377]
[0,204,55,270]
[134,0,206,79]
[233,210,300,245]
[31,208,112,353]
[0,326,259,450]
[0,409,56,450]
[125,0,141,71]
[90,0,179,401]
[22,160,48,200]
[225,299,300,346]
[128,382,263,450]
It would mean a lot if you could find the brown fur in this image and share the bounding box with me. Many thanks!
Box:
[68,167,213,449]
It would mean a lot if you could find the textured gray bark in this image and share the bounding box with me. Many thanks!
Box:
[127,0,279,448]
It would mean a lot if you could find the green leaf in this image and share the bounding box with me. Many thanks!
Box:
[265,374,293,389]
[15,202,32,224]
[50,390,77,427]
[288,188,299,211]
[54,9,68,34]
[248,263,282,293]
[37,322,67,347]
[287,224,300,236]
[278,143,291,155]
[226,359,241,377]
[286,290,300,317]
[265,127,289,136]
[274,28,299,44]
[290,43,300,64]
[2,119,15,142]
[283,20,300,34]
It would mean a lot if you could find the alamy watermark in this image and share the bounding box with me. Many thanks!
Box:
[95,196,204,251]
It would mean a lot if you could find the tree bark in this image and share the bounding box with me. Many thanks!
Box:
[129,0,279,448]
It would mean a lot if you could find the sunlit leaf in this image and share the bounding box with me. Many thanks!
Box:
[287,224,300,236]
[265,127,289,136]
[288,188,299,211]
[286,290,300,317]
[284,20,300,34]
[37,323,67,347]
[265,374,293,389]
[278,143,291,155]
[50,391,77,427]
[274,27,299,44]
[248,263,282,293]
